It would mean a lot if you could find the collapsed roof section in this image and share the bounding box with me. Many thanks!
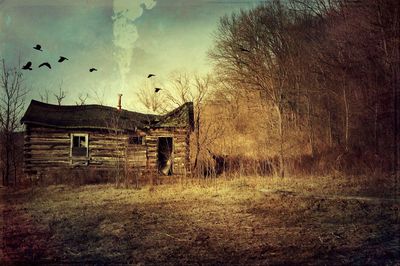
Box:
[21,100,194,131]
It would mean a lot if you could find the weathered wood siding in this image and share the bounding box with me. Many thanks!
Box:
[24,126,71,173]
[24,125,191,177]
[146,127,191,175]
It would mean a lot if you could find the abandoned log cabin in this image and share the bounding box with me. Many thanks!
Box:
[20,100,194,179]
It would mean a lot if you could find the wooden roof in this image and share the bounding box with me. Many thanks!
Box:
[21,100,194,131]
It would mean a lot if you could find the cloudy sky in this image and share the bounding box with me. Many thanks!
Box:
[0,0,262,111]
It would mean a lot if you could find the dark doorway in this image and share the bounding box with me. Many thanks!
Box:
[157,137,173,175]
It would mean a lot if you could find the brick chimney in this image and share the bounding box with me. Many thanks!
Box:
[117,94,123,111]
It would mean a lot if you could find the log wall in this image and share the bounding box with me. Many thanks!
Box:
[24,125,191,179]
[146,127,191,175]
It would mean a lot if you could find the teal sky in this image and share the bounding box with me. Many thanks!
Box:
[0,0,263,111]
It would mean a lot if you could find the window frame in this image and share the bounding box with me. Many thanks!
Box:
[129,135,145,145]
[70,133,89,158]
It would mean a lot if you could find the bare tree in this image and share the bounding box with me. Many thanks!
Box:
[39,89,50,103]
[0,59,27,186]
[204,0,399,177]
[76,93,88,106]
[209,1,300,177]
[90,86,106,105]
[104,110,129,187]
[54,80,66,105]
[136,79,168,114]
[165,72,223,174]
[165,72,192,107]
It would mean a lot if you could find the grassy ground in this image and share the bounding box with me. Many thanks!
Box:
[1,175,399,265]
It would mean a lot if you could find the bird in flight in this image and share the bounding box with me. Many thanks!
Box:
[154,88,162,93]
[147,74,156,78]
[22,61,33,70]
[33,44,43,51]
[38,62,51,69]
[89,68,97,72]
[58,56,68,63]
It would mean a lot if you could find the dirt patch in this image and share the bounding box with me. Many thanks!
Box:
[1,188,52,264]
[0,176,399,264]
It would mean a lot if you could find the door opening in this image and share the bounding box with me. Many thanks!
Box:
[158,137,173,175]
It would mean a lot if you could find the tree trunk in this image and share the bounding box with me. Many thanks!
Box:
[392,14,399,177]
[328,110,333,148]
[1,165,4,186]
[374,102,379,154]
[5,134,10,186]
[306,96,315,157]
[275,104,285,178]
[394,73,398,175]
[343,84,349,152]
[193,108,201,172]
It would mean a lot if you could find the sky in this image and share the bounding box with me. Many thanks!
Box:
[0,0,263,111]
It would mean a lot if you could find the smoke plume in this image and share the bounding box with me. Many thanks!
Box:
[112,0,157,89]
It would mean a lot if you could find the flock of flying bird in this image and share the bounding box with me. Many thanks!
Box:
[21,44,162,93]
[22,44,97,72]
[20,44,251,95]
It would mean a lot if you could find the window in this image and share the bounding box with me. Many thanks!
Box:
[129,136,144,145]
[71,133,88,157]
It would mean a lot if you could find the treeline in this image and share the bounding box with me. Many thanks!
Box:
[0,60,26,186]
[203,0,399,176]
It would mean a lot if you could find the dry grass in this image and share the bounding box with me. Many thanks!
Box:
[1,175,399,264]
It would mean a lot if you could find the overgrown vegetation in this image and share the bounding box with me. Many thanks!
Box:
[206,0,400,177]
[1,176,398,264]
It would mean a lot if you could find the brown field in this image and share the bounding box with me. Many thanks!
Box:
[1,175,399,265]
